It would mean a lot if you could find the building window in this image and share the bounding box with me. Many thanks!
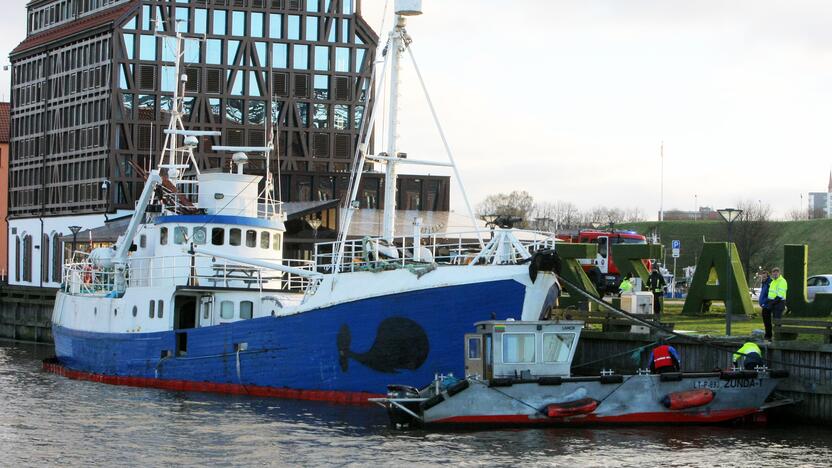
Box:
[287,15,300,40]
[269,13,282,39]
[240,301,253,319]
[22,235,32,282]
[52,233,62,283]
[42,233,50,283]
[213,10,226,35]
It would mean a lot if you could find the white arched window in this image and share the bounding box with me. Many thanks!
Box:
[22,234,33,282]
[52,232,63,283]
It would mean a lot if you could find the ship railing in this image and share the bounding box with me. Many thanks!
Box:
[165,192,284,221]
[61,255,316,295]
[125,255,316,292]
[312,229,559,274]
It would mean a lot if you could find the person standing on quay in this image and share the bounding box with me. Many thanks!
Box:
[647,267,666,317]
[758,270,772,337]
[764,268,787,341]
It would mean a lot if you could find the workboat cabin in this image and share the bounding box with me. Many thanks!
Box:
[464,320,583,380]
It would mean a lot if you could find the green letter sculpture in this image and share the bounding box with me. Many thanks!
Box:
[613,244,665,291]
[783,244,832,317]
[556,243,600,309]
[682,242,753,317]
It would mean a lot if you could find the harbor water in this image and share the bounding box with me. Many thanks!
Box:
[2,342,831,467]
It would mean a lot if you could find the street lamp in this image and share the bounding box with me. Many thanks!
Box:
[717,208,743,336]
[306,216,322,241]
[68,225,82,263]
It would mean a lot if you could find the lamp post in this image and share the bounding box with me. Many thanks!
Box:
[717,208,743,336]
[68,225,82,263]
[306,216,322,241]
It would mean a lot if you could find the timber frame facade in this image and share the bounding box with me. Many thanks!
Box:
[8,0,450,220]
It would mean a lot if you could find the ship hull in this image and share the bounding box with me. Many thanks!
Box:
[51,279,531,400]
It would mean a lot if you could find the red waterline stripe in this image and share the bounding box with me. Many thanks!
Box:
[433,408,761,425]
[42,361,384,405]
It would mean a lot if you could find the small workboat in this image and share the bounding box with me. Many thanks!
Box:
[371,320,789,427]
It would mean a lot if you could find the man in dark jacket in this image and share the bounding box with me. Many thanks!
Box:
[647,267,667,317]
[758,270,773,340]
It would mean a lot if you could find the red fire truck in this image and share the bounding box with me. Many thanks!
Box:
[557,230,649,293]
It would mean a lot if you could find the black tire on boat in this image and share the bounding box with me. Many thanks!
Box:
[489,378,515,387]
[446,380,470,397]
[421,393,445,410]
[660,372,683,382]
[538,376,563,386]
[600,375,624,384]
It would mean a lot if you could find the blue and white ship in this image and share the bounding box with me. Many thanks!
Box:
[48,1,562,402]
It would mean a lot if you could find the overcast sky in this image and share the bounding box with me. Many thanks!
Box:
[3,0,831,219]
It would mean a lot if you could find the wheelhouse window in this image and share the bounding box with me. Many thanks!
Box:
[212,227,224,245]
[240,301,253,319]
[245,230,256,248]
[229,228,241,246]
[174,226,188,245]
[261,231,270,249]
[160,227,168,245]
[502,333,535,364]
[542,333,575,363]
[220,300,234,319]
[272,233,281,250]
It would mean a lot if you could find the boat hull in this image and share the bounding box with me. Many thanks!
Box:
[409,373,783,427]
[51,279,532,400]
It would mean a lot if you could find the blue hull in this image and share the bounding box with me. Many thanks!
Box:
[53,280,525,395]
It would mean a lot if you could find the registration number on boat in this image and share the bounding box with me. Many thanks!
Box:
[693,379,762,390]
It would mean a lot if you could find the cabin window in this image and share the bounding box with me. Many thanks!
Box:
[240,301,253,319]
[212,227,225,245]
[542,333,575,363]
[193,227,207,245]
[261,231,270,249]
[174,226,188,244]
[467,337,482,360]
[502,333,535,364]
[160,227,168,245]
[220,300,234,319]
[272,233,281,250]
[132,306,138,317]
[230,228,241,246]
[140,235,146,248]
[203,302,211,319]
[149,300,156,318]
[158,300,165,318]
[245,230,256,248]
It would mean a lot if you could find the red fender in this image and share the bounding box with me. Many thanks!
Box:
[661,389,715,410]
[546,398,599,418]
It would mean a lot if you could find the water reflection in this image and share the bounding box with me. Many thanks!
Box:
[1,342,830,467]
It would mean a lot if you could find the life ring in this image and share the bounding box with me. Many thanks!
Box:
[546,398,599,418]
[661,388,715,410]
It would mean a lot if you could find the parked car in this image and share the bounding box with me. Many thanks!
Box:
[807,275,832,301]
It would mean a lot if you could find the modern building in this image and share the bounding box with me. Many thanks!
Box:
[7,0,450,287]
[661,207,721,221]
[808,172,832,219]
[0,102,9,282]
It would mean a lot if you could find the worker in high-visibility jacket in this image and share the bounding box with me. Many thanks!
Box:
[733,342,764,370]
[763,267,788,341]
[619,273,634,296]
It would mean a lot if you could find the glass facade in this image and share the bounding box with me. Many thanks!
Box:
[9,0,450,218]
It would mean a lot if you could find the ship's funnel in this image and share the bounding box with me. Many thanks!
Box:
[395,0,422,16]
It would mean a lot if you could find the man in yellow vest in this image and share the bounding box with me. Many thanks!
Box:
[619,273,634,296]
[763,267,788,341]
[733,342,765,370]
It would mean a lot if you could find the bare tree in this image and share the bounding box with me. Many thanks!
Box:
[731,200,777,280]
[786,207,810,221]
[533,200,581,232]
[477,191,535,227]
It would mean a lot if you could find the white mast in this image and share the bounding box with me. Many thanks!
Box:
[381,5,418,242]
